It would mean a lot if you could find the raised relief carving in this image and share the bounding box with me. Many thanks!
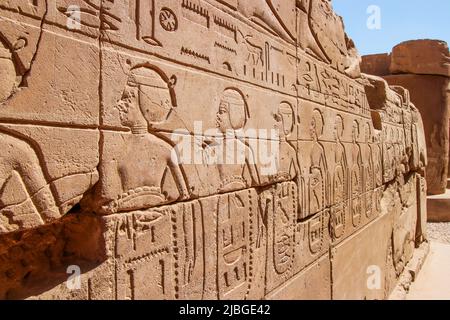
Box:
[0,41,18,103]
[235,0,296,44]
[297,0,361,77]
[0,0,429,301]
[271,102,301,183]
[0,40,60,233]
[372,130,383,188]
[293,209,330,273]
[350,120,362,227]
[331,114,348,239]
[100,66,189,214]
[237,31,264,68]
[0,131,60,233]
[213,88,260,193]
[362,122,374,218]
[308,109,329,216]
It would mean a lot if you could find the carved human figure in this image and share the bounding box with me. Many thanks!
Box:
[0,41,59,232]
[391,127,400,176]
[362,123,374,218]
[308,109,328,215]
[363,123,374,192]
[272,102,301,182]
[372,131,383,188]
[351,120,362,227]
[273,102,306,220]
[382,125,394,183]
[101,66,189,213]
[0,133,60,233]
[214,88,260,193]
[333,115,348,204]
[0,40,18,103]
[331,115,348,239]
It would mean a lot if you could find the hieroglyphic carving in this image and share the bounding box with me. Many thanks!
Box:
[160,8,178,32]
[297,53,370,116]
[182,0,210,28]
[171,201,205,300]
[264,182,297,293]
[294,209,330,273]
[181,46,211,64]
[113,209,173,300]
[216,189,253,299]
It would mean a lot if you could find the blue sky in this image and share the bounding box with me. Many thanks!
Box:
[332,0,450,55]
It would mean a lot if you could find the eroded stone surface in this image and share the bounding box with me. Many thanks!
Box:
[0,0,427,300]
[362,40,450,196]
[390,40,450,77]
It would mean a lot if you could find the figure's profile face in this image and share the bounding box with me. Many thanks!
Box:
[352,123,359,142]
[280,111,294,136]
[0,44,17,103]
[216,101,231,133]
[365,125,372,143]
[116,86,141,128]
[334,117,343,141]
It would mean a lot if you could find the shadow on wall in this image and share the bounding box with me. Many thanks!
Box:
[0,210,106,300]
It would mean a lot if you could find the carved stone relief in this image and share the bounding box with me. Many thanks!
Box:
[0,0,428,300]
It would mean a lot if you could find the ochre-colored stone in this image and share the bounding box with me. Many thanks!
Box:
[390,40,450,77]
[362,40,450,197]
[0,0,427,300]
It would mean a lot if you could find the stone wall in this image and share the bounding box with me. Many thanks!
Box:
[362,40,450,195]
[0,1,427,300]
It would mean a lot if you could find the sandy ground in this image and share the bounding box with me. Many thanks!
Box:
[427,222,450,245]
[406,240,450,300]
